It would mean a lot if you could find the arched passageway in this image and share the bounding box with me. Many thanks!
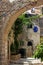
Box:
[0,0,43,65]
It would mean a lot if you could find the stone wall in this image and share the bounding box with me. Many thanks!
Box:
[28,26,40,50]
[18,19,40,57]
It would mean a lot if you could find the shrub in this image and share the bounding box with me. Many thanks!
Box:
[33,43,43,61]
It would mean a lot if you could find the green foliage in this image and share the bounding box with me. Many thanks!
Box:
[33,43,43,61]
[14,39,19,51]
[10,42,19,55]
[14,18,23,35]
[19,14,39,25]
[10,18,23,54]
[10,43,15,52]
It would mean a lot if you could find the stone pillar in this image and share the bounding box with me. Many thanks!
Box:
[2,39,8,65]
[0,23,8,65]
[0,36,8,65]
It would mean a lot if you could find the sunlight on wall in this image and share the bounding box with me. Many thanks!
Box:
[9,0,15,2]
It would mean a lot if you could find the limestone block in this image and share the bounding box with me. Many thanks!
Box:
[31,63,41,65]
[23,62,29,65]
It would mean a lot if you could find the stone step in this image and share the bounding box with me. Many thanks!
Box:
[10,58,41,65]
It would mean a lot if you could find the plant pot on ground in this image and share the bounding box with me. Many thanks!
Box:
[10,53,21,60]
[10,43,21,60]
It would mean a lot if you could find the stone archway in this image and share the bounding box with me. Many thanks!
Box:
[0,0,43,65]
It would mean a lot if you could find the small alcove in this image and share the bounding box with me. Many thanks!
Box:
[27,41,33,46]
